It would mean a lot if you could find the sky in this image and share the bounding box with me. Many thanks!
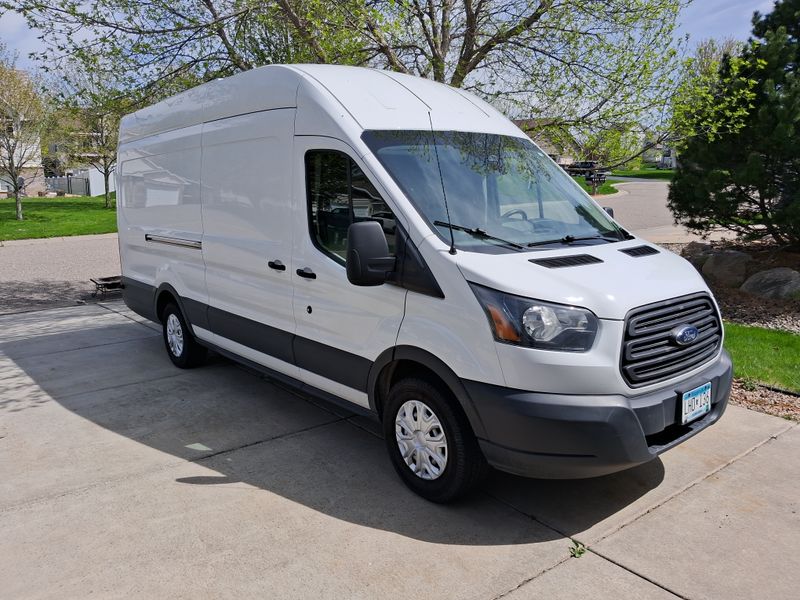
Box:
[677,0,775,42]
[0,0,780,71]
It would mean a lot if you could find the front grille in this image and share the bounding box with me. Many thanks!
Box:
[529,254,603,268]
[621,293,722,387]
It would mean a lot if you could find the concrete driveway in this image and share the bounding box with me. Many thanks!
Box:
[1,303,798,599]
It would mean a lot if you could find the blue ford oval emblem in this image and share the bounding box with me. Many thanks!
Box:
[671,324,699,346]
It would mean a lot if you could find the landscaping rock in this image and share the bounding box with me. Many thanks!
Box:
[740,267,800,300]
[702,250,753,287]
[682,241,714,270]
[683,241,713,256]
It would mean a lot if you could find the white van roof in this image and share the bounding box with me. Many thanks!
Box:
[119,65,524,144]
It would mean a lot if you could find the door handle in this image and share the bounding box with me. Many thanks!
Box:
[268,259,286,271]
[296,267,316,279]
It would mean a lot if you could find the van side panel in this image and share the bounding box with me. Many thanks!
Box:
[199,109,297,372]
[117,124,207,314]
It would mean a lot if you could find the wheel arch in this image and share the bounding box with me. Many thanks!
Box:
[154,283,182,323]
[368,346,487,439]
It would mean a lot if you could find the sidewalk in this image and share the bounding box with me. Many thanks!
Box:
[1,303,797,599]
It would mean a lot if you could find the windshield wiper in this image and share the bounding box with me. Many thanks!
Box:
[433,221,524,250]
[526,233,625,248]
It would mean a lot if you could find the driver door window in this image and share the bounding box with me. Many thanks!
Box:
[305,150,396,264]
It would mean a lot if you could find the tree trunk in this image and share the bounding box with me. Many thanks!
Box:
[103,170,111,208]
[14,191,23,220]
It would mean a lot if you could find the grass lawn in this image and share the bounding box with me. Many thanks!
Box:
[572,177,620,196]
[610,168,675,180]
[724,322,800,393]
[0,196,117,241]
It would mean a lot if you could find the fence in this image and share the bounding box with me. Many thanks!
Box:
[45,175,90,196]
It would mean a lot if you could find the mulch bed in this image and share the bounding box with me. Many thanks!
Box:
[730,380,800,422]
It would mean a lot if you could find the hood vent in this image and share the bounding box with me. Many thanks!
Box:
[529,254,603,268]
[620,245,660,257]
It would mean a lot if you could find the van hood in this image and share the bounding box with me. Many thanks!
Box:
[454,241,711,320]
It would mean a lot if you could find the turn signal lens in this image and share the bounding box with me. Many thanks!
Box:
[487,305,521,342]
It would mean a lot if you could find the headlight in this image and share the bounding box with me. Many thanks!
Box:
[469,283,598,352]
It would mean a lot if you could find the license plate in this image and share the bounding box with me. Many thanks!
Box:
[681,382,712,425]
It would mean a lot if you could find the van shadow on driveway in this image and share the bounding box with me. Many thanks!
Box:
[0,308,665,547]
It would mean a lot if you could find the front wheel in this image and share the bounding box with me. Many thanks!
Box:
[383,377,487,503]
[162,303,207,368]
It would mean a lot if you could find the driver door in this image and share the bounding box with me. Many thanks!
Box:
[290,137,407,408]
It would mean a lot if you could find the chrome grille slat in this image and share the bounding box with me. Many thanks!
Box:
[621,293,722,387]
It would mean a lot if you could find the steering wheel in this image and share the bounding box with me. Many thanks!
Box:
[501,208,529,220]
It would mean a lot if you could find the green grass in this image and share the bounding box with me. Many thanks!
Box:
[0,195,117,241]
[572,177,620,196]
[724,322,800,393]
[610,168,675,180]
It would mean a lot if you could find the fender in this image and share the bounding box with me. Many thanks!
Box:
[154,282,209,329]
[368,345,487,438]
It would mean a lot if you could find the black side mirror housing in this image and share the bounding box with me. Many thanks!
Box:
[603,206,615,218]
[346,221,396,286]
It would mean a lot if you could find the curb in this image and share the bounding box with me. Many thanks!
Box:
[0,232,118,247]
[592,186,628,199]
[591,181,629,199]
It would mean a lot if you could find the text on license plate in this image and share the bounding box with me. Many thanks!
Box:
[682,382,712,425]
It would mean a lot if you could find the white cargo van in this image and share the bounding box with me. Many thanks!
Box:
[117,65,732,502]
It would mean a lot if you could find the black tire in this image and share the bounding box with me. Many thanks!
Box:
[161,302,207,368]
[382,377,488,503]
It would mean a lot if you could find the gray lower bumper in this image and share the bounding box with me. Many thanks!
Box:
[464,351,733,479]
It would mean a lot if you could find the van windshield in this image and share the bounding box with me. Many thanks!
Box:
[362,130,627,252]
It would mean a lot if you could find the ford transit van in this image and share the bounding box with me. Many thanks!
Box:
[117,65,732,502]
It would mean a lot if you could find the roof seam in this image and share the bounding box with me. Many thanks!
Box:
[370,69,433,111]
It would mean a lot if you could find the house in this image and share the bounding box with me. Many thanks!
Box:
[642,140,678,169]
[0,140,46,197]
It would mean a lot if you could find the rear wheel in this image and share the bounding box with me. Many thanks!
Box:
[383,377,487,503]
[162,302,207,368]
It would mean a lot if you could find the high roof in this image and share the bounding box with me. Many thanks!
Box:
[119,65,524,144]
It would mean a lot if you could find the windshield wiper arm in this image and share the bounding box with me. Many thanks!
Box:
[433,221,524,250]
[526,234,623,248]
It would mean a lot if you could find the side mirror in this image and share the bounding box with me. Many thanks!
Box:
[346,221,396,286]
[603,206,615,218]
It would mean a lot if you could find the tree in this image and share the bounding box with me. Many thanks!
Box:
[0,59,48,221]
[7,0,685,147]
[668,0,799,246]
[671,38,745,149]
[51,64,132,208]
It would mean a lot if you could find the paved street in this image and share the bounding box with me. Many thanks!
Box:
[0,233,120,314]
[602,181,733,244]
[1,303,798,599]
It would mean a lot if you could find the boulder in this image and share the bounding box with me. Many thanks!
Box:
[682,241,714,270]
[740,268,800,300]
[701,250,753,287]
[682,241,713,257]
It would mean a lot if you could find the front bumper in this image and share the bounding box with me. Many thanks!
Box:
[464,350,733,479]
